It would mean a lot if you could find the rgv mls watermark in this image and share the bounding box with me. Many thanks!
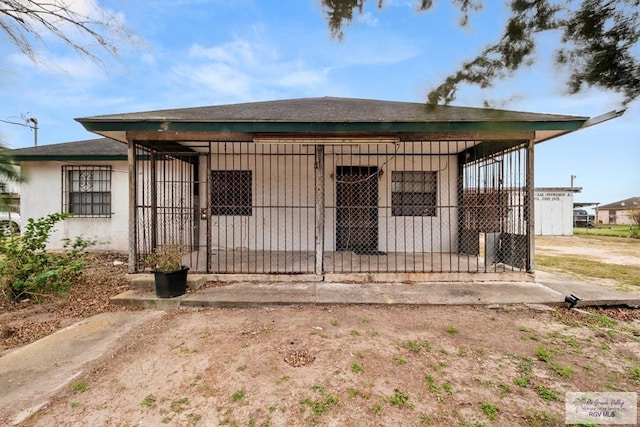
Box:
[566,392,637,425]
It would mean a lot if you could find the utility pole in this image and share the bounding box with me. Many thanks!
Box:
[0,113,38,146]
[570,174,576,188]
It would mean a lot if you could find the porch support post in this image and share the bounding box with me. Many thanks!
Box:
[526,138,535,273]
[127,139,137,274]
[314,145,325,275]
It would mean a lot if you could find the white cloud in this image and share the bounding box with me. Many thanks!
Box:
[172,37,332,102]
[9,51,104,81]
[356,11,379,27]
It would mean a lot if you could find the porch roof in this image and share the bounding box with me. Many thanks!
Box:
[76,97,590,145]
[9,138,127,161]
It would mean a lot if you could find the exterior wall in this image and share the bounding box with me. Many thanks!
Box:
[534,190,574,235]
[597,209,636,225]
[325,151,457,252]
[203,145,458,253]
[19,161,129,251]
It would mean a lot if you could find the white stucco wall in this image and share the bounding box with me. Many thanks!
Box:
[534,190,574,235]
[203,145,458,253]
[19,161,129,251]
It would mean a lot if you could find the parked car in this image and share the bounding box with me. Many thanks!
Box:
[0,211,20,236]
[573,209,594,227]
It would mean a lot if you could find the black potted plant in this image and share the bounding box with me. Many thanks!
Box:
[149,244,189,298]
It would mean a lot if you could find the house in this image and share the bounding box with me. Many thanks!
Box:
[597,197,640,225]
[9,138,129,251]
[534,187,582,236]
[71,96,617,281]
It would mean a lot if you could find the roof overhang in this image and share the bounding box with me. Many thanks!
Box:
[79,119,586,146]
[75,97,620,154]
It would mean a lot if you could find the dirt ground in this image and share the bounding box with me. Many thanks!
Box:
[1,236,639,426]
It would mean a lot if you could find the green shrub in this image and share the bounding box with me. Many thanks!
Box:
[0,213,95,301]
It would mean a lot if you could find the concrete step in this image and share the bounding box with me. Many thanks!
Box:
[127,274,207,292]
[111,277,640,310]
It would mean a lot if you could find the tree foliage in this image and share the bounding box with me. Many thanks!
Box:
[0,143,22,209]
[0,0,132,63]
[321,0,640,106]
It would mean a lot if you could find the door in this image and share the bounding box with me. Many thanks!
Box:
[336,166,378,254]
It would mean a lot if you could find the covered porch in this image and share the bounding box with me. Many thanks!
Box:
[76,97,591,280]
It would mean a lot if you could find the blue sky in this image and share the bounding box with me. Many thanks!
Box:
[0,0,638,208]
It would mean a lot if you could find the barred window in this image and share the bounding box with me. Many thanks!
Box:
[211,170,252,216]
[392,171,437,216]
[62,166,112,217]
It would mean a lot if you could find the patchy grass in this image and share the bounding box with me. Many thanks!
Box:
[480,402,499,421]
[230,390,245,402]
[71,381,88,393]
[536,255,640,288]
[388,389,413,408]
[574,225,639,238]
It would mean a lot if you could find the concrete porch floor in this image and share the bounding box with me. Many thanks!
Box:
[114,270,640,309]
[182,249,520,275]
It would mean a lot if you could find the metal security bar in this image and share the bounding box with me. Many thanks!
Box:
[131,139,532,275]
[460,142,530,272]
[326,141,473,273]
[209,142,316,273]
[61,165,111,217]
[133,144,199,272]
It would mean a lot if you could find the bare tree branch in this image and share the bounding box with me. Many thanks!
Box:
[0,0,134,64]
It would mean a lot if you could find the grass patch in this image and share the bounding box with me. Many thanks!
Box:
[393,356,407,365]
[446,326,458,337]
[71,381,88,393]
[535,385,559,402]
[141,394,157,408]
[497,383,512,397]
[388,388,414,408]
[514,357,534,387]
[351,362,364,374]
[535,345,553,363]
[631,363,640,381]
[480,402,499,421]
[574,225,639,238]
[170,397,189,413]
[403,340,432,354]
[551,363,574,378]
[231,390,245,402]
[300,386,339,416]
[425,373,440,394]
[536,255,640,288]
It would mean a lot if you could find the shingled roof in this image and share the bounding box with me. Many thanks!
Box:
[598,197,640,210]
[76,97,590,144]
[77,97,585,124]
[9,138,127,161]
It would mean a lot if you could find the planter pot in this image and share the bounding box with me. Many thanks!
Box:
[154,266,189,298]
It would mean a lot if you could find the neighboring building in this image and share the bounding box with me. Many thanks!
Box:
[10,138,129,251]
[0,166,21,213]
[534,187,582,235]
[597,197,640,225]
[70,97,605,280]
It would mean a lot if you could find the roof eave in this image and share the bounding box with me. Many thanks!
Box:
[77,119,587,139]
[12,155,128,162]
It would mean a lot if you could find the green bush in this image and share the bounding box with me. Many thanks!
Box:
[0,213,95,302]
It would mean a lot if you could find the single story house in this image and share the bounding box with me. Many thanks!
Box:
[12,97,619,281]
[10,138,129,251]
[597,197,640,225]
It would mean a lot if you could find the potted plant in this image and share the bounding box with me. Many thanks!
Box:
[149,244,189,298]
